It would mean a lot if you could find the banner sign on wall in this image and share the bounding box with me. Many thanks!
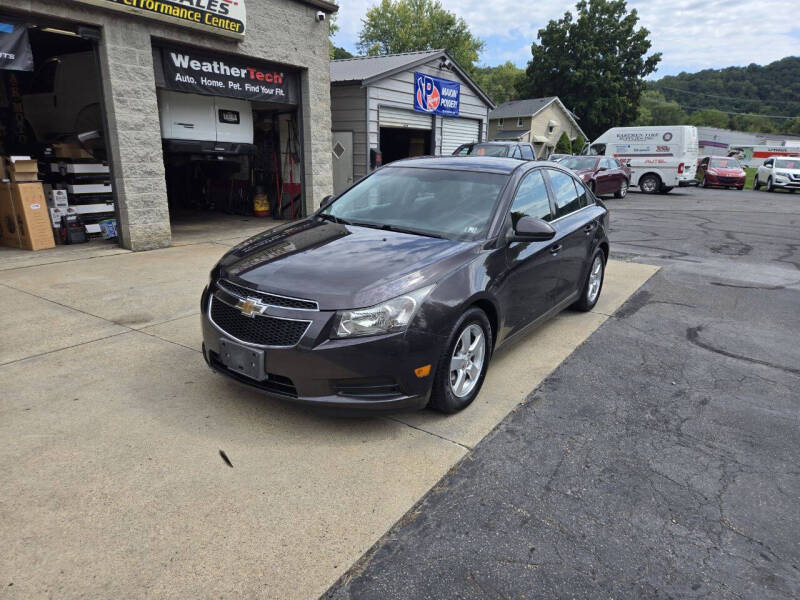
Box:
[73,0,246,39]
[0,21,33,72]
[158,46,298,104]
[414,72,460,117]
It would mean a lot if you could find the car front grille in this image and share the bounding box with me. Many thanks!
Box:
[217,280,318,310]
[718,176,739,184]
[210,297,310,347]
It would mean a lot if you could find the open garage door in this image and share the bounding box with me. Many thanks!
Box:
[379,106,433,130]
[441,117,480,156]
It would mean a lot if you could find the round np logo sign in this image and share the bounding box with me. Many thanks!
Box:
[663,132,673,142]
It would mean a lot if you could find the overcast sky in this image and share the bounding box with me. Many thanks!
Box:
[332,0,800,77]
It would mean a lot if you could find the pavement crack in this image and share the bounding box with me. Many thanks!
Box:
[686,325,800,376]
[384,416,472,451]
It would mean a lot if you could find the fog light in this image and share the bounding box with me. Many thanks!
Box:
[414,364,432,378]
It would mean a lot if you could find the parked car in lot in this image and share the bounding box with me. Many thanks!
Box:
[753,156,800,192]
[588,125,699,193]
[560,156,631,198]
[696,156,746,189]
[547,153,572,162]
[452,141,536,160]
[202,157,609,414]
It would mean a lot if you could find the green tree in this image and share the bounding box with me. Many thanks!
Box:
[472,62,525,104]
[573,133,587,154]
[555,132,572,154]
[332,46,354,60]
[634,90,687,126]
[358,0,484,75]
[686,109,729,129]
[518,0,661,139]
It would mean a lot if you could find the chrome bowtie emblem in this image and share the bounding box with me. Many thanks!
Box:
[236,297,264,318]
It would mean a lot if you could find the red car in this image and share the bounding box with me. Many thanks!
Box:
[696,156,746,190]
[560,156,631,198]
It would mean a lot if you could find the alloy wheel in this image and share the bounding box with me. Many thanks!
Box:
[619,180,627,197]
[587,255,604,304]
[449,324,486,398]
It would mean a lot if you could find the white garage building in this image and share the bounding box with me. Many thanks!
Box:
[330,50,494,193]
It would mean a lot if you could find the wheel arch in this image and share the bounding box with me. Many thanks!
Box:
[638,171,662,187]
[467,296,499,351]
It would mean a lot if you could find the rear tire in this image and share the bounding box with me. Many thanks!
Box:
[660,186,673,194]
[639,174,661,194]
[428,308,492,414]
[614,179,628,198]
[572,249,605,312]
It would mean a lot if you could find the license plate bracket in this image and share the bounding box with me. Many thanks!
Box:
[219,338,266,381]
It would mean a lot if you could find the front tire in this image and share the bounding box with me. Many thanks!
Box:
[753,177,760,191]
[639,174,661,194]
[428,308,492,414]
[614,179,628,198]
[767,177,775,192]
[572,250,605,312]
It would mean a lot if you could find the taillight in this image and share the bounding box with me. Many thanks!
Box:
[678,163,685,174]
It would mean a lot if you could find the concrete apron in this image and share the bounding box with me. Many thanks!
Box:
[0,247,657,599]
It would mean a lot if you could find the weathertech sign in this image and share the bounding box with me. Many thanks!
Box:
[74,0,247,39]
[158,45,298,104]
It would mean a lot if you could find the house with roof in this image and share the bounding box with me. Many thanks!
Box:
[489,97,587,159]
[330,49,494,193]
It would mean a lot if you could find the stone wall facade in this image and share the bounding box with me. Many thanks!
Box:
[3,0,334,251]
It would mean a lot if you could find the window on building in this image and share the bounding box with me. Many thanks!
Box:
[498,119,504,130]
[517,117,524,127]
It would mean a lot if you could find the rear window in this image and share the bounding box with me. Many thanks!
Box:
[469,144,509,157]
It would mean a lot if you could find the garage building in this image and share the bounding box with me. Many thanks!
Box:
[330,50,494,194]
[0,0,335,252]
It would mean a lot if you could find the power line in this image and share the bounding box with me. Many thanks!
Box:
[655,85,799,106]
[680,104,796,119]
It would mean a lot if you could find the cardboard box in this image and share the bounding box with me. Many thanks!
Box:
[0,182,56,251]
[50,189,69,209]
[51,143,93,160]
[4,156,39,182]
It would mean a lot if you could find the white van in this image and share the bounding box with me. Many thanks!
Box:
[588,126,699,193]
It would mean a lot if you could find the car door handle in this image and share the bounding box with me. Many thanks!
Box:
[549,243,563,255]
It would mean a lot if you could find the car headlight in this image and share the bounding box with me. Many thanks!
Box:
[333,285,435,338]
[775,171,790,178]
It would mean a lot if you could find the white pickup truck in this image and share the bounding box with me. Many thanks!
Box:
[753,156,800,192]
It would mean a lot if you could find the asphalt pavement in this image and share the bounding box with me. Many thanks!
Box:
[325,186,800,599]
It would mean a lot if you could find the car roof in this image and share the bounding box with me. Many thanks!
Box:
[386,156,553,175]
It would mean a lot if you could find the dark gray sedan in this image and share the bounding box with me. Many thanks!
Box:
[201,157,609,414]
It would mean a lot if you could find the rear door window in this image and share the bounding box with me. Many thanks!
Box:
[520,145,534,160]
[547,169,582,218]
[509,170,553,226]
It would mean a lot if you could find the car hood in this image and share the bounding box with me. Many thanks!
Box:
[574,168,595,178]
[216,218,480,310]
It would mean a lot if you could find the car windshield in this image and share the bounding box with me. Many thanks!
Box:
[709,158,741,168]
[320,167,508,241]
[561,157,599,171]
[468,144,509,157]
[775,158,800,169]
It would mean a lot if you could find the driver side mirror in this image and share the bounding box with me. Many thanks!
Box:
[320,195,335,209]
[508,216,556,243]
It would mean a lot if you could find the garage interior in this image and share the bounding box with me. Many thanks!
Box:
[379,127,431,164]
[0,18,117,255]
[160,97,305,230]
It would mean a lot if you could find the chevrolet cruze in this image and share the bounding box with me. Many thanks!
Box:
[201,157,609,414]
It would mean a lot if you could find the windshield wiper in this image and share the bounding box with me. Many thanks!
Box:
[318,213,351,225]
[379,224,445,239]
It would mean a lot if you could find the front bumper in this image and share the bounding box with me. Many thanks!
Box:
[704,173,746,187]
[773,176,800,189]
[200,285,441,412]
